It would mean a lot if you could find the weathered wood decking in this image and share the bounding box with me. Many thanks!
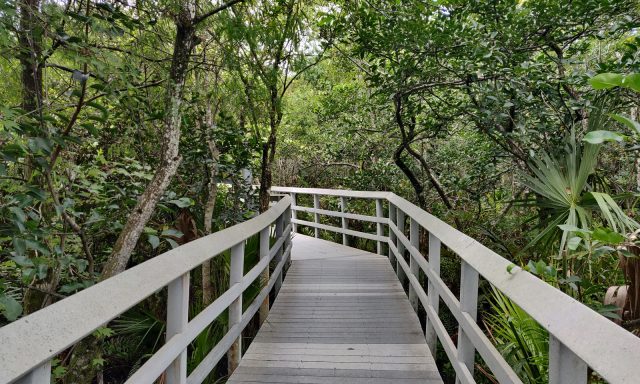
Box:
[228,234,443,384]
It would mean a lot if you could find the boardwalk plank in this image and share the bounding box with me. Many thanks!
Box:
[227,234,443,384]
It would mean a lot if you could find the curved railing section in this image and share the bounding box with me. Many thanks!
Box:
[0,196,293,384]
[271,186,640,384]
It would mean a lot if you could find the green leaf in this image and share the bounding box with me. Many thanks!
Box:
[567,236,582,250]
[11,255,33,267]
[52,365,67,379]
[93,326,114,339]
[596,304,622,320]
[589,73,624,89]
[28,137,53,154]
[557,224,591,234]
[0,294,22,321]
[9,206,27,223]
[143,226,158,235]
[591,227,625,245]
[36,263,48,279]
[583,130,624,144]
[622,73,640,92]
[167,197,194,208]
[148,234,160,249]
[165,238,180,249]
[0,143,27,162]
[611,113,640,136]
[25,239,50,255]
[91,357,106,368]
[161,229,184,237]
[13,238,26,256]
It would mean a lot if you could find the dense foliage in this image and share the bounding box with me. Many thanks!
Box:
[2,0,640,383]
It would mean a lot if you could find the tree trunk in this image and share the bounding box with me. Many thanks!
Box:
[393,144,426,209]
[202,77,220,306]
[18,0,46,315]
[393,94,461,228]
[63,9,197,383]
[258,88,281,212]
[18,0,43,115]
[259,142,273,212]
[100,14,196,280]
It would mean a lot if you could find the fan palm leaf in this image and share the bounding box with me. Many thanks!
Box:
[522,126,638,254]
[486,287,548,384]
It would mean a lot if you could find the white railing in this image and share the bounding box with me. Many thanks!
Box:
[271,186,640,384]
[0,196,293,384]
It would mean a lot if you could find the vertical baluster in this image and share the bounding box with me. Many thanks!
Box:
[259,226,270,324]
[549,335,588,384]
[376,199,383,255]
[274,214,284,295]
[340,196,348,246]
[166,273,189,384]
[425,233,441,355]
[409,218,420,312]
[456,261,479,383]
[291,193,297,233]
[313,194,320,238]
[396,209,406,283]
[388,204,397,268]
[227,242,245,374]
[284,204,292,265]
[15,361,51,384]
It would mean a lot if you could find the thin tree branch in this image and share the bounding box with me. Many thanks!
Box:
[193,0,245,25]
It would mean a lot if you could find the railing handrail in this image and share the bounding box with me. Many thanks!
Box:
[272,186,640,384]
[0,196,292,384]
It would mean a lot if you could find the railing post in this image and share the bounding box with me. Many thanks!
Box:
[396,208,406,283]
[227,242,245,374]
[291,193,297,233]
[409,218,419,312]
[259,227,270,324]
[15,361,51,384]
[388,204,397,268]
[274,214,284,295]
[340,196,348,246]
[313,194,320,238]
[456,261,479,383]
[376,199,383,255]
[549,335,588,384]
[425,233,441,355]
[166,272,189,384]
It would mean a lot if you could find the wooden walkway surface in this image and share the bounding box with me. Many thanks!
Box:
[227,234,443,384]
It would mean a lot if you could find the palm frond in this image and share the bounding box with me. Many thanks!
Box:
[486,287,548,384]
[521,122,636,254]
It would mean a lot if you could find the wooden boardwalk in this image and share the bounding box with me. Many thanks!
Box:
[228,234,443,384]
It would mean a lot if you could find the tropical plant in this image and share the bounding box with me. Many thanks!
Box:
[485,288,548,384]
[522,128,638,256]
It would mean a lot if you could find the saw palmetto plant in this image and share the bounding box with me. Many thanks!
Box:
[522,111,639,256]
[485,288,548,384]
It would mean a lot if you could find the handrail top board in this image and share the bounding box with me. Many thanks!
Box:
[271,186,391,199]
[272,186,640,383]
[0,196,291,384]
